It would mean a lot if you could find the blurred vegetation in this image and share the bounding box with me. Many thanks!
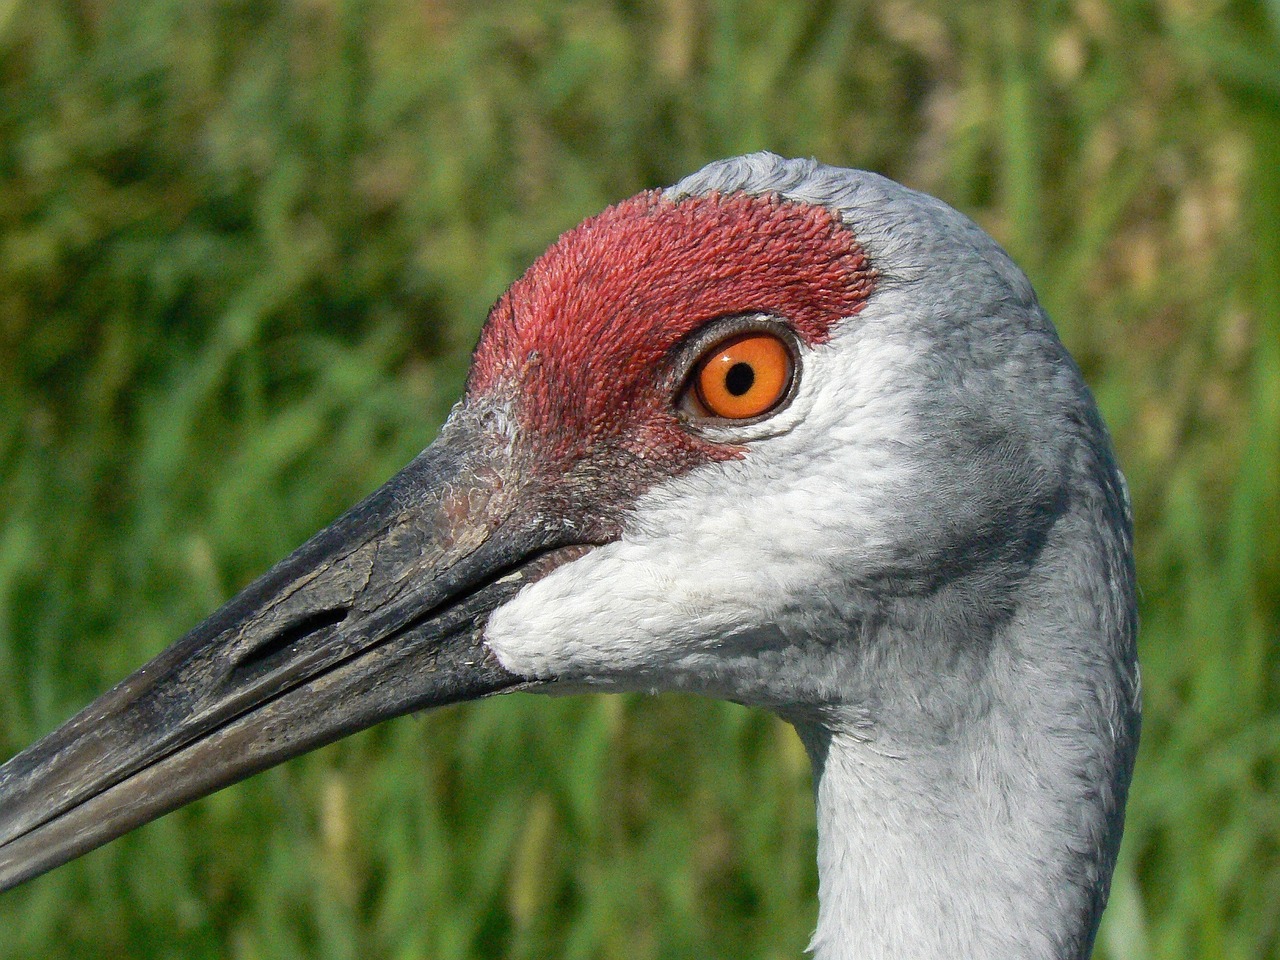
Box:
[0,0,1277,957]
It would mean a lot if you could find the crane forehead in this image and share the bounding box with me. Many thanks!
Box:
[470,189,872,397]
[465,189,875,491]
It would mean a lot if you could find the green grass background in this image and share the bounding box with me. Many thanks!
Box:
[1,0,1277,957]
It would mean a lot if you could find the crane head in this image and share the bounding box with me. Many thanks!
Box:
[0,155,1137,917]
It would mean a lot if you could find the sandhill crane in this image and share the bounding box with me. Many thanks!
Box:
[0,153,1139,959]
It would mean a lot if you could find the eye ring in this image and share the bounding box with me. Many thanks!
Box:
[682,327,797,422]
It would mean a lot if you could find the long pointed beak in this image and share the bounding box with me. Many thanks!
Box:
[0,409,574,892]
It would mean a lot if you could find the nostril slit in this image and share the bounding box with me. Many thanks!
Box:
[233,607,350,674]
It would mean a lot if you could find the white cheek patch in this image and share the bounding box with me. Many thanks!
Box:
[483,315,921,688]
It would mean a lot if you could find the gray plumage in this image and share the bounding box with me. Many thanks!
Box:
[669,154,1140,959]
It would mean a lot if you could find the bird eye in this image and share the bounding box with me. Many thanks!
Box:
[690,331,794,420]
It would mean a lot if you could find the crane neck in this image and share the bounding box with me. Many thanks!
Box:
[795,721,1092,960]
[791,507,1138,960]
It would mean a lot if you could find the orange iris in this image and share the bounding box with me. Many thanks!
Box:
[694,332,793,419]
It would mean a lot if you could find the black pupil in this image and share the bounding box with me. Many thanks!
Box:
[724,362,755,397]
